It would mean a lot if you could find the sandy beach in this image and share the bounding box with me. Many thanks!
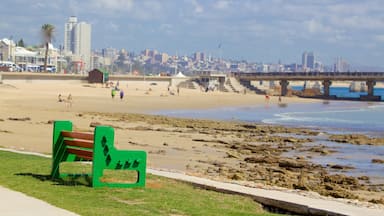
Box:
[0,79,383,208]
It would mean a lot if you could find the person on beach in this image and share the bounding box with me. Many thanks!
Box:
[278,96,282,103]
[66,94,72,107]
[177,87,180,96]
[120,89,124,100]
[58,94,63,102]
[265,94,270,102]
[111,89,116,99]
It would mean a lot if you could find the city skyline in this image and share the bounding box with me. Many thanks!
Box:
[1,0,384,68]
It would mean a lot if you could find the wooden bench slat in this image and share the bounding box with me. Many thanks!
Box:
[67,148,93,160]
[61,131,94,141]
[64,140,93,149]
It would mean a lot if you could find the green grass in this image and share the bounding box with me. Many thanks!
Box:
[0,150,280,216]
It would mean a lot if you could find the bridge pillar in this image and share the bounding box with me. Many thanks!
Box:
[366,80,376,96]
[242,80,251,86]
[322,80,332,97]
[279,80,289,96]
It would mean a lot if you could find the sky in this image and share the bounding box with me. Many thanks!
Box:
[1,0,384,68]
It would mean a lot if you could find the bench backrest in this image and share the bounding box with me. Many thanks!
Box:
[61,131,94,160]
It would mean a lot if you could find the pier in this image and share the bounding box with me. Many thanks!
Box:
[232,72,384,100]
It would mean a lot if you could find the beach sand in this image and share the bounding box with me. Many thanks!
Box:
[0,79,383,207]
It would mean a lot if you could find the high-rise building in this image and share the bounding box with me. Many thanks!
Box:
[302,51,315,70]
[64,16,77,54]
[334,57,350,72]
[302,51,308,69]
[307,52,315,69]
[64,16,91,71]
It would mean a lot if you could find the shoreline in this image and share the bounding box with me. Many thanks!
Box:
[0,81,383,207]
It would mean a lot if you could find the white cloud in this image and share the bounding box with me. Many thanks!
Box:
[92,0,134,12]
[306,19,333,34]
[213,0,231,10]
[107,22,119,31]
[188,0,204,14]
[159,23,174,35]
[374,35,384,42]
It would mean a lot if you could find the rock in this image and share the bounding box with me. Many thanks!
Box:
[284,138,298,143]
[231,173,245,180]
[358,176,370,181]
[278,159,306,169]
[369,198,384,204]
[89,122,102,127]
[372,159,384,164]
[238,149,252,155]
[244,156,278,164]
[328,164,355,170]
[293,184,309,190]
[324,174,359,186]
[8,117,31,121]
[329,134,384,146]
[226,151,240,159]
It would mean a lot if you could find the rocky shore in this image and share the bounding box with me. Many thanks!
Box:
[82,112,384,205]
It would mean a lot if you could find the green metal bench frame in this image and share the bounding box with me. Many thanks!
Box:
[51,120,146,188]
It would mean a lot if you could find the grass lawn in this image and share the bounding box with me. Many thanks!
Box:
[0,150,280,216]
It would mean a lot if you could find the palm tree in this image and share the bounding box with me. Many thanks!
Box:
[41,24,55,72]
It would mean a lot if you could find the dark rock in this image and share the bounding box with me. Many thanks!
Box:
[278,159,306,169]
[89,122,102,127]
[328,164,355,170]
[8,117,31,121]
[372,159,384,164]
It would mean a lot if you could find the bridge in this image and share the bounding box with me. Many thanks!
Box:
[232,72,384,100]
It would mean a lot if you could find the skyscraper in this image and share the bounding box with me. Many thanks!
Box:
[64,16,91,71]
[302,51,315,70]
[64,16,77,54]
[302,51,308,69]
[307,52,315,69]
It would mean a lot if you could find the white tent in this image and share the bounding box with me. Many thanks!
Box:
[174,71,186,77]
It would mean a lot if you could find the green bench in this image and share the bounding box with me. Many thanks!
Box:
[51,120,147,188]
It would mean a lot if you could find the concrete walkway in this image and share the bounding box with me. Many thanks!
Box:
[0,186,78,216]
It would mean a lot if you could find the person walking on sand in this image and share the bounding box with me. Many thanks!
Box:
[58,94,63,102]
[111,89,116,99]
[66,94,73,107]
[120,89,124,100]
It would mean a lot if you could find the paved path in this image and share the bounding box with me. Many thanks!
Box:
[0,186,78,216]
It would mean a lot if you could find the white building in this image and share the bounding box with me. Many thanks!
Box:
[0,38,16,62]
[64,16,92,72]
[64,16,77,54]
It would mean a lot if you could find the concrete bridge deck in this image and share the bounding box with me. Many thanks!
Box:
[231,72,384,99]
[231,72,384,81]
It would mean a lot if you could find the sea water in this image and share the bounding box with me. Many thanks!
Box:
[154,90,384,183]
[292,86,384,101]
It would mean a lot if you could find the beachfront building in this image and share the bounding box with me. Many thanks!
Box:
[14,44,64,72]
[64,16,92,73]
[0,38,16,62]
[0,37,64,72]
